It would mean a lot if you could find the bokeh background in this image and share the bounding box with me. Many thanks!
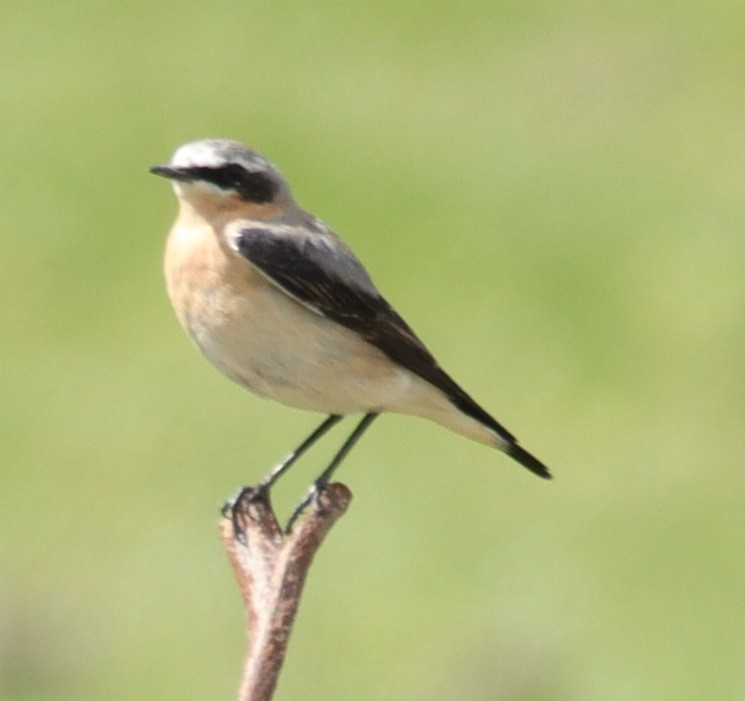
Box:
[2,2,744,700]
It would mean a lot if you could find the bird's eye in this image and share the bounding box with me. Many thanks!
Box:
[218,163,246,188]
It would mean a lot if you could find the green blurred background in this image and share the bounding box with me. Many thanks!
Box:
[2,1,744,699]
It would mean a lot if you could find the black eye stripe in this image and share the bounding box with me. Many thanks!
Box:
[185,164,279,204]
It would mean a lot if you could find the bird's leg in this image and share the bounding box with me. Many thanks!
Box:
[259,414,343,491]
[225,415,343,538]
[313,413,379,488]
[226,414,343,540]
[285,413,379,533]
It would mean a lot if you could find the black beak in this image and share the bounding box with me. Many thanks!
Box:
[149,165,193,181]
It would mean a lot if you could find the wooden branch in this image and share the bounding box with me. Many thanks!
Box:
[219,483,353,701]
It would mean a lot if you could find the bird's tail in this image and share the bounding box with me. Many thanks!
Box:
[503,441,551,479]
[449,392,551,479]
[402,377,551,479]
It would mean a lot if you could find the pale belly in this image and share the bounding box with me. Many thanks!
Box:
[193,283,414,413]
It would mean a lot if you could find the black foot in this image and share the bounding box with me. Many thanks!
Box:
[223,484,269,545]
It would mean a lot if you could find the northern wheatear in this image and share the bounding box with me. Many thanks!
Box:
[151,139,550,499]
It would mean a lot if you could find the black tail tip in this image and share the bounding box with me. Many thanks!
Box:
[507,443,552,479]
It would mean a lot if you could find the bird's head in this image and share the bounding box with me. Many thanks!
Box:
[150,139,289,209]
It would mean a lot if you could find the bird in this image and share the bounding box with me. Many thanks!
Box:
[150,138,550,507]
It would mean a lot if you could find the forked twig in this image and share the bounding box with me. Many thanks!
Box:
[219,483,352,701]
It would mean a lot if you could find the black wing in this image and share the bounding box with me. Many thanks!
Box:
[233,224,549,478]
